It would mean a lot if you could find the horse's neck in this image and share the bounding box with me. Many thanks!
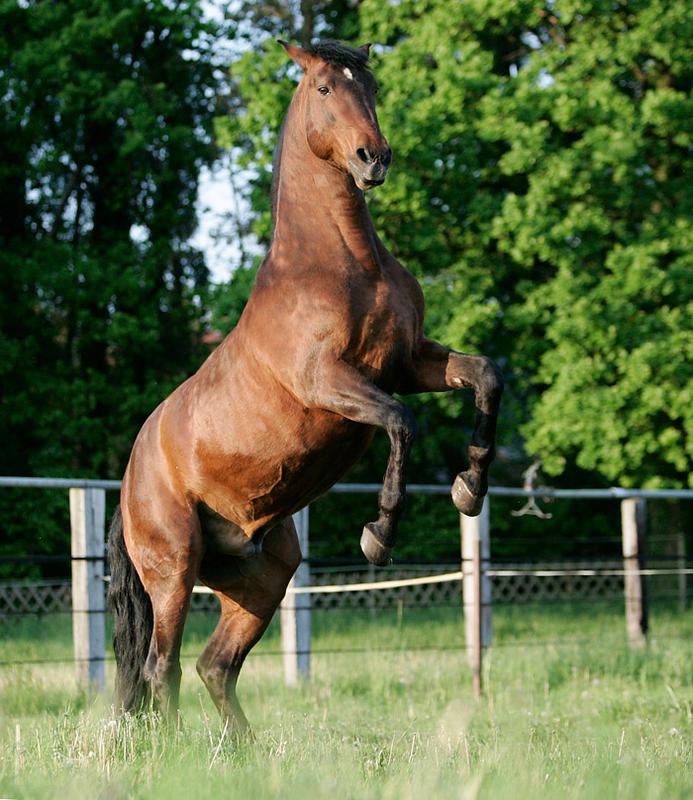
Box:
[269,116,382,272]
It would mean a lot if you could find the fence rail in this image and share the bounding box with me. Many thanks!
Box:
[3,475,693,498]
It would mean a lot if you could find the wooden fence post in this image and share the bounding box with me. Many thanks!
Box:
[70,487,106,692]
[461,497,491,695]
[281,506,311,686]
[677,530,687,612]
[621,498,648,649]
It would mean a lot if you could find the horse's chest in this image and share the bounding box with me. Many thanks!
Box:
[348,281,415,383]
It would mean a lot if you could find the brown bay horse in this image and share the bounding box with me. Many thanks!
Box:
[108,40,503,732]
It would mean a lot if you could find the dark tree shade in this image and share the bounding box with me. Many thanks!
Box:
[0,0,224,575]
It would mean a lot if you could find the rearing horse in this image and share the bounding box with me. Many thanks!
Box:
[108,40,503,732]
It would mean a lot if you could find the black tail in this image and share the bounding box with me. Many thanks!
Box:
[107,505,153,711]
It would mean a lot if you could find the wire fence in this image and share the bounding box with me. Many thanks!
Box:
[2,556,691,617]
[1,556,690,671]
[0,478,691,679]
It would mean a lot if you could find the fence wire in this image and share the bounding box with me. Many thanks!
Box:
[1,478,691,674]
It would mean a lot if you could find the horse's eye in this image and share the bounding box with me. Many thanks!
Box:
[317,85,330,96]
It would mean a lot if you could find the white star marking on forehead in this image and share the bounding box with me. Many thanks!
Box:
[343,67,353,80]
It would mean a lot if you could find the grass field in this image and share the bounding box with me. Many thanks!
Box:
[1,602,691,799]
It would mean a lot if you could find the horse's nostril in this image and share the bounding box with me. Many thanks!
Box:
[356,147,372,164]
[382,148,392,166]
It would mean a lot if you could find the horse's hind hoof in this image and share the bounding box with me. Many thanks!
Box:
[451,474,485,516]
[360,524,393,566]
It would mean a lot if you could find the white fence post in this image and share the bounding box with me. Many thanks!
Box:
[461,497,491,684]
[69,487,106,692]
[281,506,311,686]
[621,498,648,649]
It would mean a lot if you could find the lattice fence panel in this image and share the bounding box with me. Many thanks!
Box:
[0,580,72,615]
[491,561,624,604]
[0,560,662,616]
[190,592,221,612]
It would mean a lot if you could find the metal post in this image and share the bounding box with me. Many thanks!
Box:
[621,498,648,649]
[69,487,106,691]
[281,506,311,686]
[461,497,491,688]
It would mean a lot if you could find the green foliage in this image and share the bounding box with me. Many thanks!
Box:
[0,0,223,572]
[215,0,693,493]
[2,0,692,571]
[361,0,693,487]
[477,0,693,487]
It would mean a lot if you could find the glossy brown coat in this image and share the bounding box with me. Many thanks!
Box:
[110,41,503,731]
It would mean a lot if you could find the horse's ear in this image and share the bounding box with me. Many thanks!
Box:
[358,43,371,59]
[278,40,316,71]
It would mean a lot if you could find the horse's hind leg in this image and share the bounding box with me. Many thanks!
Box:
[122,501,201,720]
[143,573,197,719]
[196,517,301,736]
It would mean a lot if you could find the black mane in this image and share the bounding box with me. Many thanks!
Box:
[308,40,370,72]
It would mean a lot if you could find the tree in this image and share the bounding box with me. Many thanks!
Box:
[0,0,223,574]
[211,0,692,560]
[220,0,692,489]
[0,0,223,476]
[477,0,693,488]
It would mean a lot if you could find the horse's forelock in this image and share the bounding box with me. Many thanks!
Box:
[308,41,371,73]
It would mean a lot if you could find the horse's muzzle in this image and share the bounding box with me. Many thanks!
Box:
[349,146,392,191]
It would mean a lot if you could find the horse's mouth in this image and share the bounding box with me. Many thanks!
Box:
[348,156,388,191]
[354,175,386,191]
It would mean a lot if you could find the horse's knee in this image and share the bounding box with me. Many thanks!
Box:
[263,522,303,577]
[397,404,418,446]
[382,402,417,451]
[479,357,504,402]
[272,528,302,574]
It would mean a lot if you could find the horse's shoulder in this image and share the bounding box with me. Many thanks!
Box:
[382,252,425,313]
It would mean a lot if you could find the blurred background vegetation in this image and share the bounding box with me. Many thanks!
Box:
[1,0,691,576]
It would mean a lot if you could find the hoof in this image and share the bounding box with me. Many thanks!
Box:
[451,475,485,516]
[360,524,393,566]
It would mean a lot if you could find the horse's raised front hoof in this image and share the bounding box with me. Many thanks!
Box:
[360,524,393,566]
[451,474,485,517]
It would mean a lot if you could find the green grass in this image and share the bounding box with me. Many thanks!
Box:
[1,603,692,799]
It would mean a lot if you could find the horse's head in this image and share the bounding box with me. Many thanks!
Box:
[279,40,392,191]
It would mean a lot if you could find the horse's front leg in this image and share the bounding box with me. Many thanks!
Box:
[400,339,504,516]
[306,358,417,566]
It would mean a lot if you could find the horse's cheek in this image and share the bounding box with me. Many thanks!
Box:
[305,113,337,162]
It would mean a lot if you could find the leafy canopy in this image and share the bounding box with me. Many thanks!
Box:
[217,0,693,493]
